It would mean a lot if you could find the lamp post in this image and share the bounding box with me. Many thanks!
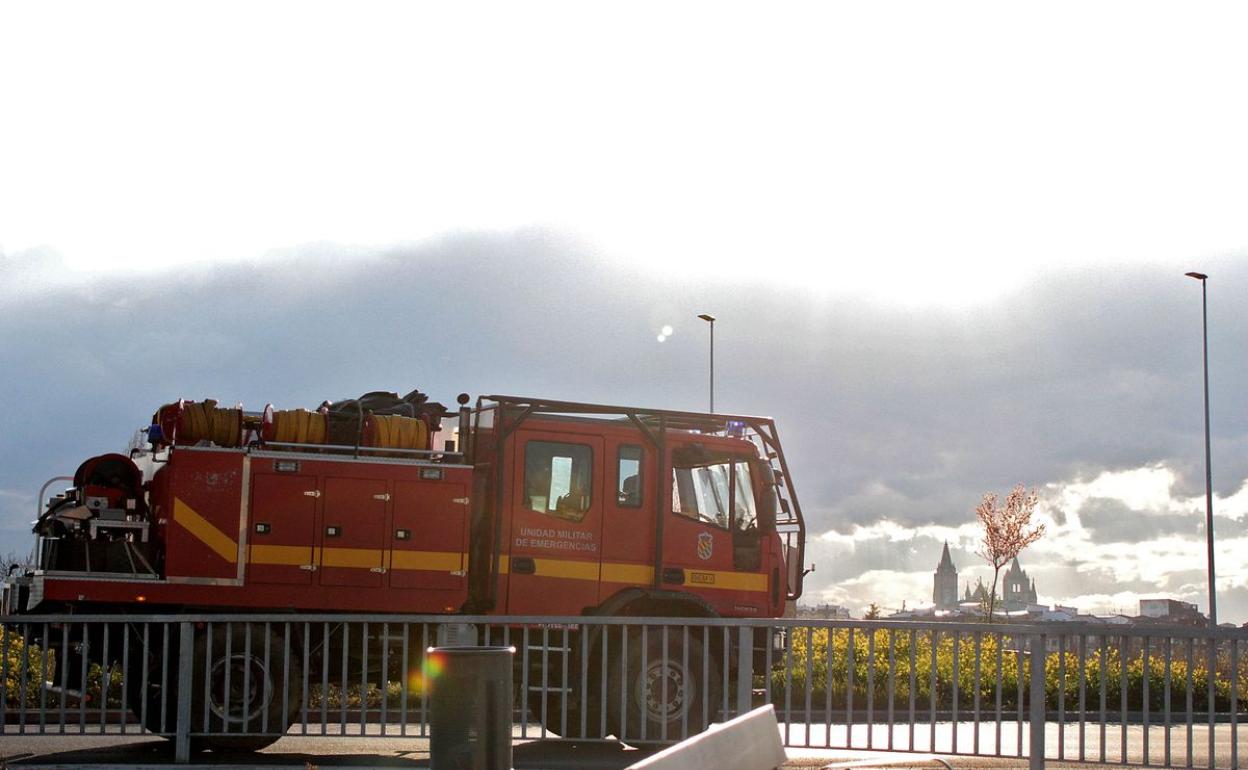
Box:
[1185,271,1217,628]
[698,313,716,413]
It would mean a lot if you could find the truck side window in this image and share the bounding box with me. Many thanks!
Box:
[524,441,593,521]
[670,448,757,532]
[617,445,643,508]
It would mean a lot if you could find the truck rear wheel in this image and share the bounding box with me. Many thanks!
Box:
[192,623,302,751]
[608,627,720,745]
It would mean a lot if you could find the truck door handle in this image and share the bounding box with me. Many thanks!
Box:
[513,557,536,575]
[662,567,685,585]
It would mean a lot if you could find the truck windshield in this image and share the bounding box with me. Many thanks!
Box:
[670,450,757,531]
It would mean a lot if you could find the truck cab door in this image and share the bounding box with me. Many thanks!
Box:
[661,446,769,615]
[505,430,604,615]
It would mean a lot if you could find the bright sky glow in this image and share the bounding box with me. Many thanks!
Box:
[4,2,1247,306]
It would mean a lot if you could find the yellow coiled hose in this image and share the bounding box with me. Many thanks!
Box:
[367,414,428,450]
[268,409,328,444]
[179,400,242,447]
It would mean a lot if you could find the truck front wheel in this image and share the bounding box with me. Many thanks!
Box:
[608,627,720,744]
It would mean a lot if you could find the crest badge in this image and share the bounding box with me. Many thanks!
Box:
[696,532,713,561]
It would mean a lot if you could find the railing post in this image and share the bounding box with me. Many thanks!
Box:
[175,621,194,764]
[736,626,754,717]
[1029,633,1046,770]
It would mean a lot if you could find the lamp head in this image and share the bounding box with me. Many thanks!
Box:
[697,313,716,323]
[1186,272,1208,281]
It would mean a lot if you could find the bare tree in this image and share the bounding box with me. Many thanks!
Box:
[975,484,1044,621]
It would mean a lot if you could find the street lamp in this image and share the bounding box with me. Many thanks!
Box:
[698,313,716,413]
[1185,271,1217,628]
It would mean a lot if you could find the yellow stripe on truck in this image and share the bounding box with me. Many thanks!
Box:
[249,544,310,566]
[319,547,383,569]
[173,498,238,564]
[390,550,464,572]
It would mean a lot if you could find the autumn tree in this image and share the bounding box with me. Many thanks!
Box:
[975,484,1044,621]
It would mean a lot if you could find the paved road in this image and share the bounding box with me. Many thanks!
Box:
[2,722,1244,769]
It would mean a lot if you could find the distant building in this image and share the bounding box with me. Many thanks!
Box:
[932,541,959,609]
[1001,557,1039,611]
[1136,598,1205,627]
[798,602,852,620]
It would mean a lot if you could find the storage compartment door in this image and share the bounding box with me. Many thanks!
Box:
[318,477,388,588]
[247,473,318,585]
[389,479,468,590]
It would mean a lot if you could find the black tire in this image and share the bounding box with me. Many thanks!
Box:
[608,626,720,745]
[191,622,302,752]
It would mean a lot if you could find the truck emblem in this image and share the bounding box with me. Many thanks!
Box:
[697,532,713,560]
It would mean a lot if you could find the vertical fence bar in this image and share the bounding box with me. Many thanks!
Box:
[79,622,88,733]
[319,622,329,735]
[99,625,110,734]
[618,626,628,743]
[1053,633,1063,760]
[1142,634,1150,766]
[360,623,369,735]
[783,624,792,746]
[721,626,731,724]
[600,624,611,739]
[1164,636,1173,768]
[737,625,754,719]
[660,625,669,744]
[826,627,836,749]
[136,624,146,737]
[222,622,233,735]
[1206,639,1215,770]
[1231,639,1239,770]
[866,629,875,749]
[339,622,349,735]
[0,622,8,731]
[1121,635,1129,764]
[805,627,815,745]
[973,631,982,756]
[379,622,390,736]
[1029,633,1045,770]
[399,624,409,737]
[996,631,1004,757]
[302,622,312,735]
[1186,638,1195,769]
[1099,635,1107,764]
[17,623,29,735]
[521,626,531,738]
[160,622,169,735]
[40,622,50,734]
[930,629,938,753]
[540,626,550,739]
[909,629,917,753]
[847,627,855,748]
[420,624,429,737]
[120,623,130,734]
[174,621,194,763]
[887,629,896,751]
[1078,634,1087,763]
[580,626,590,739]
[242,622,253,733]
[562,626,570,739]
[1017,641,1025,757]
[951,630,959,755]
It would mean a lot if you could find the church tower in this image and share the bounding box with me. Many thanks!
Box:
[932,541,959,608]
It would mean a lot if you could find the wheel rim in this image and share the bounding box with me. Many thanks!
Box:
[635,657,691,723]
[209,653,273,725]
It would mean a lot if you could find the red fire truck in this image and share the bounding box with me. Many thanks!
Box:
[5,391,806,747]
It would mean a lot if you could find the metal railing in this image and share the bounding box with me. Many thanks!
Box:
[2,613,1245,768]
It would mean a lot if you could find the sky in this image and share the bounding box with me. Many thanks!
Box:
[3,2,1248,621]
